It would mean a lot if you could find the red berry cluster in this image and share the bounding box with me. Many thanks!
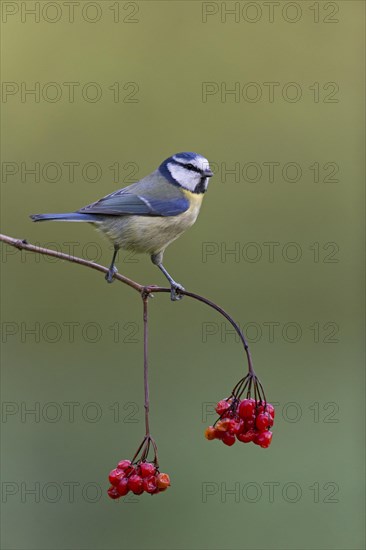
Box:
[107,459,170,500]
[205,397,275,448]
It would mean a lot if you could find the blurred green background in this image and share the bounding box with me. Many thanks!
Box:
[1,1,365,549]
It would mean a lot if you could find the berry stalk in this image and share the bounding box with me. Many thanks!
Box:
[143,295,150,437]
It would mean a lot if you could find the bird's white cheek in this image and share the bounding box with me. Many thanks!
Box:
[167,163,199,191]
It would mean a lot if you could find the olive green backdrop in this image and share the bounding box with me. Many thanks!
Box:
[1,1,365,549]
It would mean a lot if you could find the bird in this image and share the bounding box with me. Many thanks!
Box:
[30,152,214,301]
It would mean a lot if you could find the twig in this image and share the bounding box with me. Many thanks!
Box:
[142,295,150,436]
[0,232,254,374]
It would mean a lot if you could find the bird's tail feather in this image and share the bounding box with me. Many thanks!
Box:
[30,213,99,222]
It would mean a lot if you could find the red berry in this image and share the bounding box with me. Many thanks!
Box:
[265,403,275,418]
[205,426,216,440]
[222,432,236,446]
[215,419,231,432]
[117,459,131,470]
[244,416,256,430]
[156,473,170,489]
[228,419,244,435]
[128,474,144,494]
[108,468,125,486]
[117,460,135,476]
[142,476,158,494]
[215,399,231,415]
[140,462,156,478]
[237,429,256,443]
[116,477,130,496]
[107,486,120,499]
[238,399,256,419]
[214,428,225,440]
[256,413,273,431]
[255,431,273,448]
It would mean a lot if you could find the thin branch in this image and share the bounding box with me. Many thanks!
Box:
[0,233,254,374]
[142,295,150,436]
[0,233,142,292]
[148,288,254,375]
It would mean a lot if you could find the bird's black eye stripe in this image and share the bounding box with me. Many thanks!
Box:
[178,161,202,174]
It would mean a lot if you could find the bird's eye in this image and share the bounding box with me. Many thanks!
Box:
[186,163,194,170]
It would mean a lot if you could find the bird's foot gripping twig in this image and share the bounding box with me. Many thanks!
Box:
[105,266,118,284]
[170,281,185,301]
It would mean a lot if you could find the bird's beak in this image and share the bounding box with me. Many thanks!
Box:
[204,168,214,178]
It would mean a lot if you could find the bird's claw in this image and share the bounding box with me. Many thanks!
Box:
[170,282,185,301]
[105,266,118,284]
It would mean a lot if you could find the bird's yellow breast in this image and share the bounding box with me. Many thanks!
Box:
[98,190,204,255]
[181,189,204,215]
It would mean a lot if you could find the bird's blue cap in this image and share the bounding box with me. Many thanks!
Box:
[172,152,198,162]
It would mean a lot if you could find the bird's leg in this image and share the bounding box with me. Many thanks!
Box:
[105,245,119,283]
[157,264,185,301]
[151,253,184,301]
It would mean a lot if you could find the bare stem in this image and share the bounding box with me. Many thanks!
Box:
[149,288,254,376]
[0,233,254,376]
[143,295,150,436]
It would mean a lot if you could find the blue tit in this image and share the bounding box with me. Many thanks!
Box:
[30,152,214,301]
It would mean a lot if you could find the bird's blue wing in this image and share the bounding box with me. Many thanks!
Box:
[143,196,190,216]
[78,192,189,217]
[78,173,190,217]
